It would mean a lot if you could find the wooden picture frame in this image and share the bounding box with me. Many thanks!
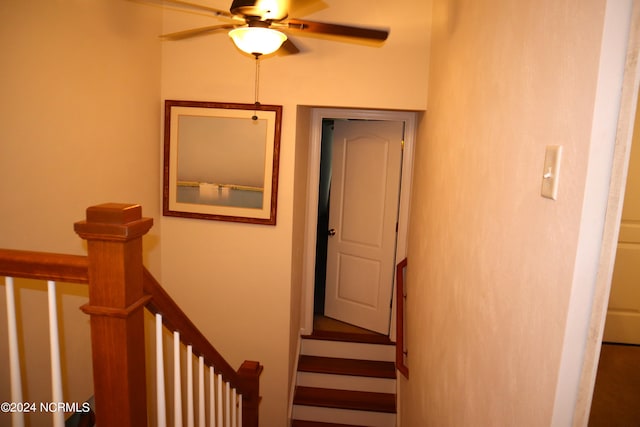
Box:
[163,100,282,225]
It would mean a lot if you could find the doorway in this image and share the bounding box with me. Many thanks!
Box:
[601,92,640,345]
[588,89,640,426]
[553,2,638,424]
[300,108,417,339]
[314,119,405,335]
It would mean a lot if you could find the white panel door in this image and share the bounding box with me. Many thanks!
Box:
[604,123,640,344]
[324,120,403,334]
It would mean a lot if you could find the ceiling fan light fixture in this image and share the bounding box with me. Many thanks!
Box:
[229,27,287,56]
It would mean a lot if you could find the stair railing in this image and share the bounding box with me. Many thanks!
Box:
[0,202,262,427]
[0,250,90,427]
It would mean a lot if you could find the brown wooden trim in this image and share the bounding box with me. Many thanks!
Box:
[0,248,89,284]
[143,268,263,426]
[75,203,150,427]
[237,360,263,427]
[74,203,153,242]
[303,329,394,345]
[2,202,262,427]
[396,257,408,378]
[143,268,241,384]
[293,386,396,413]
[81,295,152,318]
[292,421,360,427]
[298,355,396,379]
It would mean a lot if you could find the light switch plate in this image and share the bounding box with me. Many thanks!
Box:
[541,145,562,200]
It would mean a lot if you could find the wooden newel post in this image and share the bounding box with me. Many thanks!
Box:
[238,360,263,427]
[74,203,153,427]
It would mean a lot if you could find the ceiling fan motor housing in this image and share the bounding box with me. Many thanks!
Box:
[156,0,389,50]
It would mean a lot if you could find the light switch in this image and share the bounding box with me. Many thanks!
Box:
[541,145,562,200]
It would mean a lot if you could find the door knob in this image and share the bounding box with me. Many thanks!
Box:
[328,228,336,237]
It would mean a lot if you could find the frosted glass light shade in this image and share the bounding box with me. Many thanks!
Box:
[229,27,287,56]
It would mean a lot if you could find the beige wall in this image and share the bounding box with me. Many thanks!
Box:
[3,0,625,426]
[0,1,162,257]
[0,1,162,425]
[289,105,312,407]
[400,0,620,425]
[159,0,430,424]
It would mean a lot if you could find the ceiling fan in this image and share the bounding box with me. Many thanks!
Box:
[153,0,390,56]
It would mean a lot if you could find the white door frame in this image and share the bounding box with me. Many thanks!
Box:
[553,1,640,425]
[300,107,418,339]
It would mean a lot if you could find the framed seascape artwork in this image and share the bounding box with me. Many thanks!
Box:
[163,100,282,225]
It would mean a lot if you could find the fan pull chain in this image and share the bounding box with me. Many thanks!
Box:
[252,54,261,120]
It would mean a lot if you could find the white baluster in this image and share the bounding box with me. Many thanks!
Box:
[217,374,223,427]
[5,277,24,427]
[198,356,205,427]
[174,331,183,427]
[47,281,64,427]
[156,314,167,427]
[187,345,194,427]
[225,382,230,427]
[231,388,237,427]
[209,366,215,427]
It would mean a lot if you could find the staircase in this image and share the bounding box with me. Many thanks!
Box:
[291,327,397,427]
[0,203,263,427]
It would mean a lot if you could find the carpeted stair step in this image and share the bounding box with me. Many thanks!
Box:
[300,337,395,362]
[291,420,365,427]
[298,355,396,379]
[293,386,396,413]
[303,330,394,345]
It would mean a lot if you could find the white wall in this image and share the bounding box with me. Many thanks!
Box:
[159,0,431,423]
[0,1,162,425]
[400,0,627,425]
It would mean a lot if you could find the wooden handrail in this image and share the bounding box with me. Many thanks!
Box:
[1,203,262,426]
[142,268,263,425]
[0,249,89,284]
[144,268,243,384]
[75,203,262,426]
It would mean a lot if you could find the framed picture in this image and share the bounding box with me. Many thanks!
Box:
[163,100,282,225]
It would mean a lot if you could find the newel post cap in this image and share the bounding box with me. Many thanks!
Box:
[74,203,153,241]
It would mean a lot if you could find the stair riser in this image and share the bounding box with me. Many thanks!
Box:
[292,405,396,427]
[301,339,395,362]
[294,338,397,426]
[297,372,396,393]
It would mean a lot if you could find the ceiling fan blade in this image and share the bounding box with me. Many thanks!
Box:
[150,0,235,18]
[284,18,389,41]
[161,24,237,40]
[278,38,300,55]
[288,0,326,18]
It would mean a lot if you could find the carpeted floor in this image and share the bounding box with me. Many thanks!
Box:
[588,343,640,426]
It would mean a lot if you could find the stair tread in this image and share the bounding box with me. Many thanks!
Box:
[298,355,396,379]
[293,386,396,413]
[303,330,394,345]
[291,421,365,427]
